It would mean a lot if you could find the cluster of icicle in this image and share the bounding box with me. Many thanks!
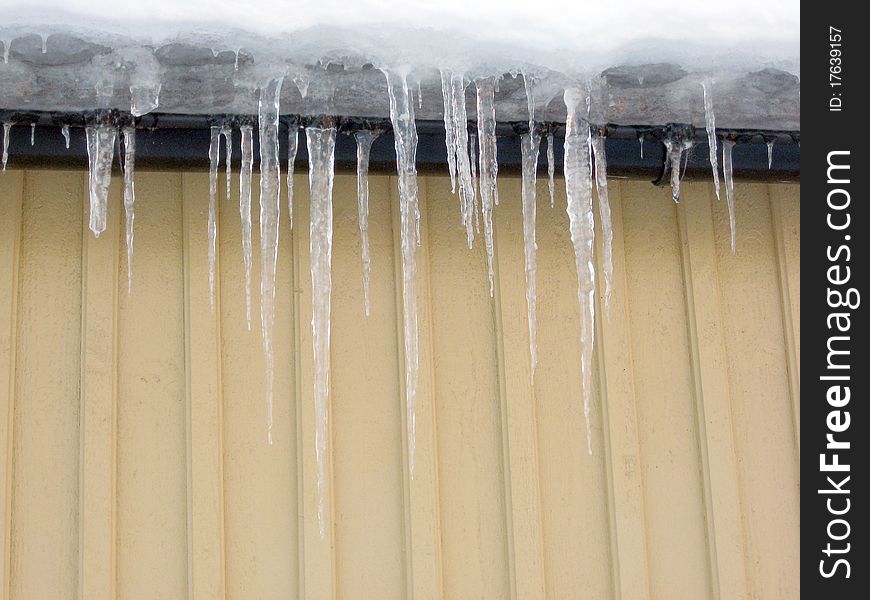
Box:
[0,72,747,539]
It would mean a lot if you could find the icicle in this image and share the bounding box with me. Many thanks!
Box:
[40,34,47,54]
[208,126,221,310]
[61,124,70,149]
[439,70,458,194]
[122,127,136,294]
[638,133,645,159]
[520,131,540,382]
[470,132,480,234]
[30,123,35,146]
[239,124,254,331]
[1,123,10,172]
[221,125,233,203]
[522,72,535,130]
[307,125,337,538]
[722,139,737,253]
[355,130,378,317]
[85,124,117,237]
[286,123,299,230]
[2,38,10,64]
[563,87,595,455]
[385,71,421,478]
[546,132,556,208]
[663,138,692,203]
[234,48,241,71]
[767,140,774,169]
[591,133,613,313]
[476,77,498,296]
[259,78,284,446]
[701,81,720,201]
[417,80,423,109]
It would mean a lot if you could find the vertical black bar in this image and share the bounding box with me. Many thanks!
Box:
[803,8,867,597]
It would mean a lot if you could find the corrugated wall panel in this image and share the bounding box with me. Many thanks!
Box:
[0,169,800,600]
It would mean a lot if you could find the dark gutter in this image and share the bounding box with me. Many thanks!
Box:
[0,110,799,182]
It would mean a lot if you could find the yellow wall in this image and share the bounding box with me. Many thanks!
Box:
[0,169,799,600]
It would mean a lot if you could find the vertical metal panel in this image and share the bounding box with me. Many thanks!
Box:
[0,169,800,600]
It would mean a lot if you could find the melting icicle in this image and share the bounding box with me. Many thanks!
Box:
[239,124,254,331]
[307,125,337,538]
[385,71,421,477]
[520,131,540,382]
[221,125,233,202]
[441,70,476,247]
[546,132,556,208]
[591,133,613,313]
[563,87,595,455]
[207,126,221,309]
[122,127,136,294]
[439,70,458,194]
[522,72,535,130]
[767,140,774,169]
[286,123,299,229]
[470,132,480,234]
[476,78,499,296]
[1,123,10,171]
[722,139,737,253]
[701,81,720,201]
[259,78,283,446]
[663,138,692,203]
[85,124,117,237]
[61,124,70,149]
[30,123,35,146]
[355,130,378,317]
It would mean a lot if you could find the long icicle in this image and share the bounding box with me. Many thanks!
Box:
[563,87,596,455]
[701,80,721,201]
[590,132,613,313]
[123,127,136,294]
[451,72,475,247]
[287,122,299,229]
[439,69,458,194]
[2,122,10,171]
[307,124,337,538]
[385,71,421,477]
[722,139,737,253]
[259,78,283,446]
[239,124,254,331]
[520,130,540,382]
[208,126,221,309]
[546,132,556,208]
[221,125,233,203]
[355,130,378,317]
[85,124,117,237]
[476,77,499,296]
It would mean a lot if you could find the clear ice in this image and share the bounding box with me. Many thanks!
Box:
[239,124,254,331]
[208,126,221,309]
[386,71,421,477]
[258,78,284,445]
[286,123,299,229]
[701,81,721,201]
[563,88,596,455]
[354,129,378,317]
[663,138,692,203]
[546,132,556,208]
[30,123,35,146]
[61,124,70,149]
[591,132,613,313]
[307,125,337,538]
[520,130,540,381]
[440,70,476,247]
[122,127,136,294]
[767,140,774,169]
[85,124,117,237]
[221,125,233,203]
[722,139,737,253]
[439,70,458,193]
[476,77,499,296]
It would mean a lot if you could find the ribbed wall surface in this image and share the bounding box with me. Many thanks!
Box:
[0,169,800,600]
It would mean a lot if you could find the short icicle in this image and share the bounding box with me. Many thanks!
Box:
[239,124,254,331]
[722,139,737,253]
[520,130,540,382]
[546,132,556,208]
[307,124,338,538]
[355,129,378,317]
[767,140,774,169]
[259,78,284,446]
[85,124,117,237]
[385,71,421,477]
[30,123,35,146]
[2,122,12,171]
[639,133,645,159]
[286,122,299,230]
[476,77,499,296]
[122,127,137,294]
[220,124,233,205]
[591,132,614,313]
[563,87,596,455]
[701,80,721,201]
[207,126,221,309]
[663,138,692,203]
[62,124,70,149]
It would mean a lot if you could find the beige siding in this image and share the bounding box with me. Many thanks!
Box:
[0,169,799,600]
